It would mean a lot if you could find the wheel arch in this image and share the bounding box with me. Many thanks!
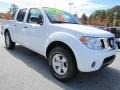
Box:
[46,41,77,67]
[4,28,9,35]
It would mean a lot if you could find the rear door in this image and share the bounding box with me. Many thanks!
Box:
[14,9,27,44]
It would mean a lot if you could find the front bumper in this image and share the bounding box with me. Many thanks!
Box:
[73,42,118,72]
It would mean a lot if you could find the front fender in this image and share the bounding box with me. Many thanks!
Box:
[43,32,92,71]
[44,32,80,57]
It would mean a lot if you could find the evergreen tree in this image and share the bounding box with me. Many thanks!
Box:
[8,4,18,17]
[88,5,120,26]
[81,13,87,24]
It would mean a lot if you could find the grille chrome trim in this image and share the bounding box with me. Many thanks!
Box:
[99,37,115,50]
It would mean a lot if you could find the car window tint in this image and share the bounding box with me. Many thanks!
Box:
[27,8,42,24]
[17,9,27,22]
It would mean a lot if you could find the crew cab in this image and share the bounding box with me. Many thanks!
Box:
[1,7,118,81]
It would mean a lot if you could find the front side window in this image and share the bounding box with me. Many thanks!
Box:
[44,7,80,24]
[17,9,27,22]
[27,8,43,24]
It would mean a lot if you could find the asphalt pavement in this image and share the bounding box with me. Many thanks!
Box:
[0,34,120,90]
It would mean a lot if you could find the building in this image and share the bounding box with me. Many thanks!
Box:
[0,13,12,20]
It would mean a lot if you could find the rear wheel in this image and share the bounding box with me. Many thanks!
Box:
[48,46,77,82]
[5,32,15,49]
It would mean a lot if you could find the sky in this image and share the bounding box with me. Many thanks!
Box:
[0,0,120,17]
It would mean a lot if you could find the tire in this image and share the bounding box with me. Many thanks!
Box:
[48,46,77,82]
[5,32,15,49]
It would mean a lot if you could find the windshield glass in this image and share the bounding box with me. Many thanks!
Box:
[44,7,80,24]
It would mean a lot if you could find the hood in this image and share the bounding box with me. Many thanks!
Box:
[51,24,114,37]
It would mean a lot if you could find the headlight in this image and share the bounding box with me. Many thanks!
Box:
[80,36,102,50]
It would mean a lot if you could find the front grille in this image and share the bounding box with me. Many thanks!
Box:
[100,37,115,49]
[102,55,116,67]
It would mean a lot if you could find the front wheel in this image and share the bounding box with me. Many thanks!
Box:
[48,46,77,82]
[5,32,15,49]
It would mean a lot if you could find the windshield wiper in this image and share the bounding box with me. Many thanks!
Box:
[51,21,64,23]
[51,21,78,24]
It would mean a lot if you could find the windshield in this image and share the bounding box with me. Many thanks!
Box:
[44,7,80,24]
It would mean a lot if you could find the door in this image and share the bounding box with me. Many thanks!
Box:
[23,8,45,53]
[14,9,27,44]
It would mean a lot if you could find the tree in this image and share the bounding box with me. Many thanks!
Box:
[81,13,87,24]
[88,5,120,26]
[8,4,18,17]
[73,14,79,18]
[107,5,120,26]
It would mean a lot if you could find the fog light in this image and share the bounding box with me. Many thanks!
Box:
[92,61,96,68]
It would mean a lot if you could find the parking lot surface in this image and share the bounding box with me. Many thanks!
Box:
[0,34,120,90]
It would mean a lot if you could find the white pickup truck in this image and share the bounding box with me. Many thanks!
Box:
[1,7,118,81]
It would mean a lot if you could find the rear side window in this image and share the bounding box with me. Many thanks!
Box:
[17,9,27,22]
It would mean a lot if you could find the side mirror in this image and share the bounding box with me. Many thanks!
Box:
[30,15,43,25]
[30,17,39,23]
[38,15,43,25]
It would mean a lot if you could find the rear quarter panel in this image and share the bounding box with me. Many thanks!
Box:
[1,20,16,41]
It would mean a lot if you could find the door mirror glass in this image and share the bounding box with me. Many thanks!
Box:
[30,17,39,23]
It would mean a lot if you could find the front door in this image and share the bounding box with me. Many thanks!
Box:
[23,8,45,53]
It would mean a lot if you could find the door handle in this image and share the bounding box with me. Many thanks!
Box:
[14,25,16,26]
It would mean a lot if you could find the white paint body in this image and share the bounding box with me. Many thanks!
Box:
[1,8,118,72]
